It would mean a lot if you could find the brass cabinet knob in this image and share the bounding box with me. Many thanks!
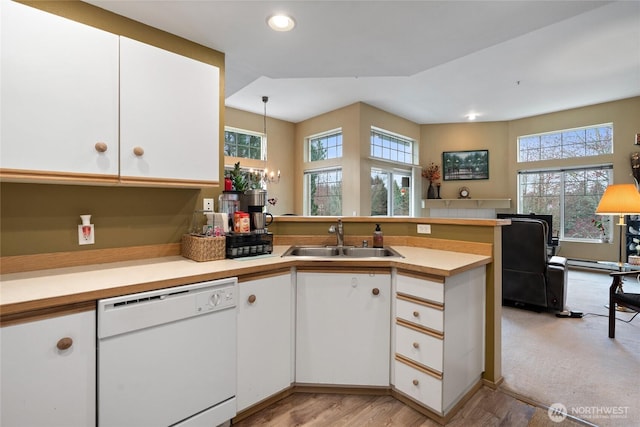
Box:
[94,142,108,153]
[412,342,420,349]
[133,146,145,157]
[372,288,380,296]
[248,294,257,304]
[56,337,73,351]
[413,311,420,318]
[412,379,419,386]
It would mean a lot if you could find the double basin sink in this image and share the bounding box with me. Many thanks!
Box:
[282,245,403,258]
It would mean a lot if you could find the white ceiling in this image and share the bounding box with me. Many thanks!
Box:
[86,0,640,124]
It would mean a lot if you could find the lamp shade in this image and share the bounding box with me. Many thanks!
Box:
[595,184,640,215]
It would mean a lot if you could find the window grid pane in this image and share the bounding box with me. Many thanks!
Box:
[519,167,611,240]
[224,130,263,160]
[370,130,414,165]
[517,124,613,162]
[309,132,343,161]
[306,169,342,215]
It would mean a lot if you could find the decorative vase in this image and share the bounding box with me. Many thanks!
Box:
[436,184,441,199]
[427,181,437,199]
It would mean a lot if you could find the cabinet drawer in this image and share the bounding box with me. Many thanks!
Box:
[394,358,442,412]
[396,297,443,332]
[397,275,443,303]
[395,323,442,372]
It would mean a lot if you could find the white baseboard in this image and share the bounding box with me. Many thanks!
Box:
[567,259,616,272]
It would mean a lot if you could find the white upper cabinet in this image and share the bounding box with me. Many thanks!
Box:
[1,1,221,187]
[119,37,220,186]
[0,0,120,180]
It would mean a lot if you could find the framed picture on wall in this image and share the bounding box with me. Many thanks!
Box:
[442,149,489,181]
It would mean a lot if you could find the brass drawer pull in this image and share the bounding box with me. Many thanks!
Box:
[412,342,419,349]
[248,294,257,304]
[413,311,419,318]
[94,142,108,153]
[372,288,380,296]
[412,379,419,386]
[133,146,145,157]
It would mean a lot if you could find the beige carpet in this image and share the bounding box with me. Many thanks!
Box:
[501,269,640,427]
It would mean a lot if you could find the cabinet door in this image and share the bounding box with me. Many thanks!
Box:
[296,272,391,386]
[0,310,96,427]
[120,37,220,186]
[237,275,292,411]
[0,0,119,179]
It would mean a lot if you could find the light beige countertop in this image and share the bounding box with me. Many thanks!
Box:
[0,245,490,317]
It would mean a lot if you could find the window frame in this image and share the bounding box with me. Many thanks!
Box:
[303,167,343,216]
[517,123,613,163]
[370,166,412,217]
[370,127,416,165]
[306,128,343,163]
[516,123,614,241]
[223,126,269,175]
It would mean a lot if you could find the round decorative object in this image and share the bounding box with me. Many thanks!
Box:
[458,187,470,199]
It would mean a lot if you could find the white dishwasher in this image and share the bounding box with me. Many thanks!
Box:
[97,278,237,427]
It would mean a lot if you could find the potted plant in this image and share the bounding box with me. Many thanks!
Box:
[229,162,248,192]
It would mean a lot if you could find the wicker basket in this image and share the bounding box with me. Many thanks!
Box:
[181,234,226,262]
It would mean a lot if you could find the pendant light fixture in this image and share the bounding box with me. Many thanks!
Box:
[261,96,280,184]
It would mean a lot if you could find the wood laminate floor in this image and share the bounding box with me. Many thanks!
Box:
[232,387,587,426]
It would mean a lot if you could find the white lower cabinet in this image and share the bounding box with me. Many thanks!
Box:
[237,274,293,412]
[393,267,486,415]
[296,271,391,386]
[0,309,96,427]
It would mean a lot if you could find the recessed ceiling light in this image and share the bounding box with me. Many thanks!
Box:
[267,14,296,32]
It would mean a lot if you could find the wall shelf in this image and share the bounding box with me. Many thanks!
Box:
[423,199,511,209]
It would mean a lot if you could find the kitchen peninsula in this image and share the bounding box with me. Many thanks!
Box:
[0,216,507,425]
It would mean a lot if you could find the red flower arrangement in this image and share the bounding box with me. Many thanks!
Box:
[421,163,441,182]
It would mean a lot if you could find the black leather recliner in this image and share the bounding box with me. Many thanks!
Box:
[502,218,568,311]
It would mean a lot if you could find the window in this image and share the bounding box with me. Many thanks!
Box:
[224,128,264,160]
[305,168,342,216]
[370,128,414,164]
[517,124,614,240]
[308,130,342,161]
[369,128,416,216]
[518,124,612,162]
[371,168,411,216]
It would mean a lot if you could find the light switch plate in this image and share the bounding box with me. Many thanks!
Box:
[78,224,95,245]
[417,224,431,234]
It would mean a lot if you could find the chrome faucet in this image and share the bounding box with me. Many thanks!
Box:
[328,218,344,247]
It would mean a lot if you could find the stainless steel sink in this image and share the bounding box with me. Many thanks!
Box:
[283,246,341,257]
[341,247,402,257]
[282,245,402,258]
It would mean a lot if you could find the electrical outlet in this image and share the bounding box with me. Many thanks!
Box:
[417,224,431,234]
[78,224,95,245]
[203,198,214,212]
